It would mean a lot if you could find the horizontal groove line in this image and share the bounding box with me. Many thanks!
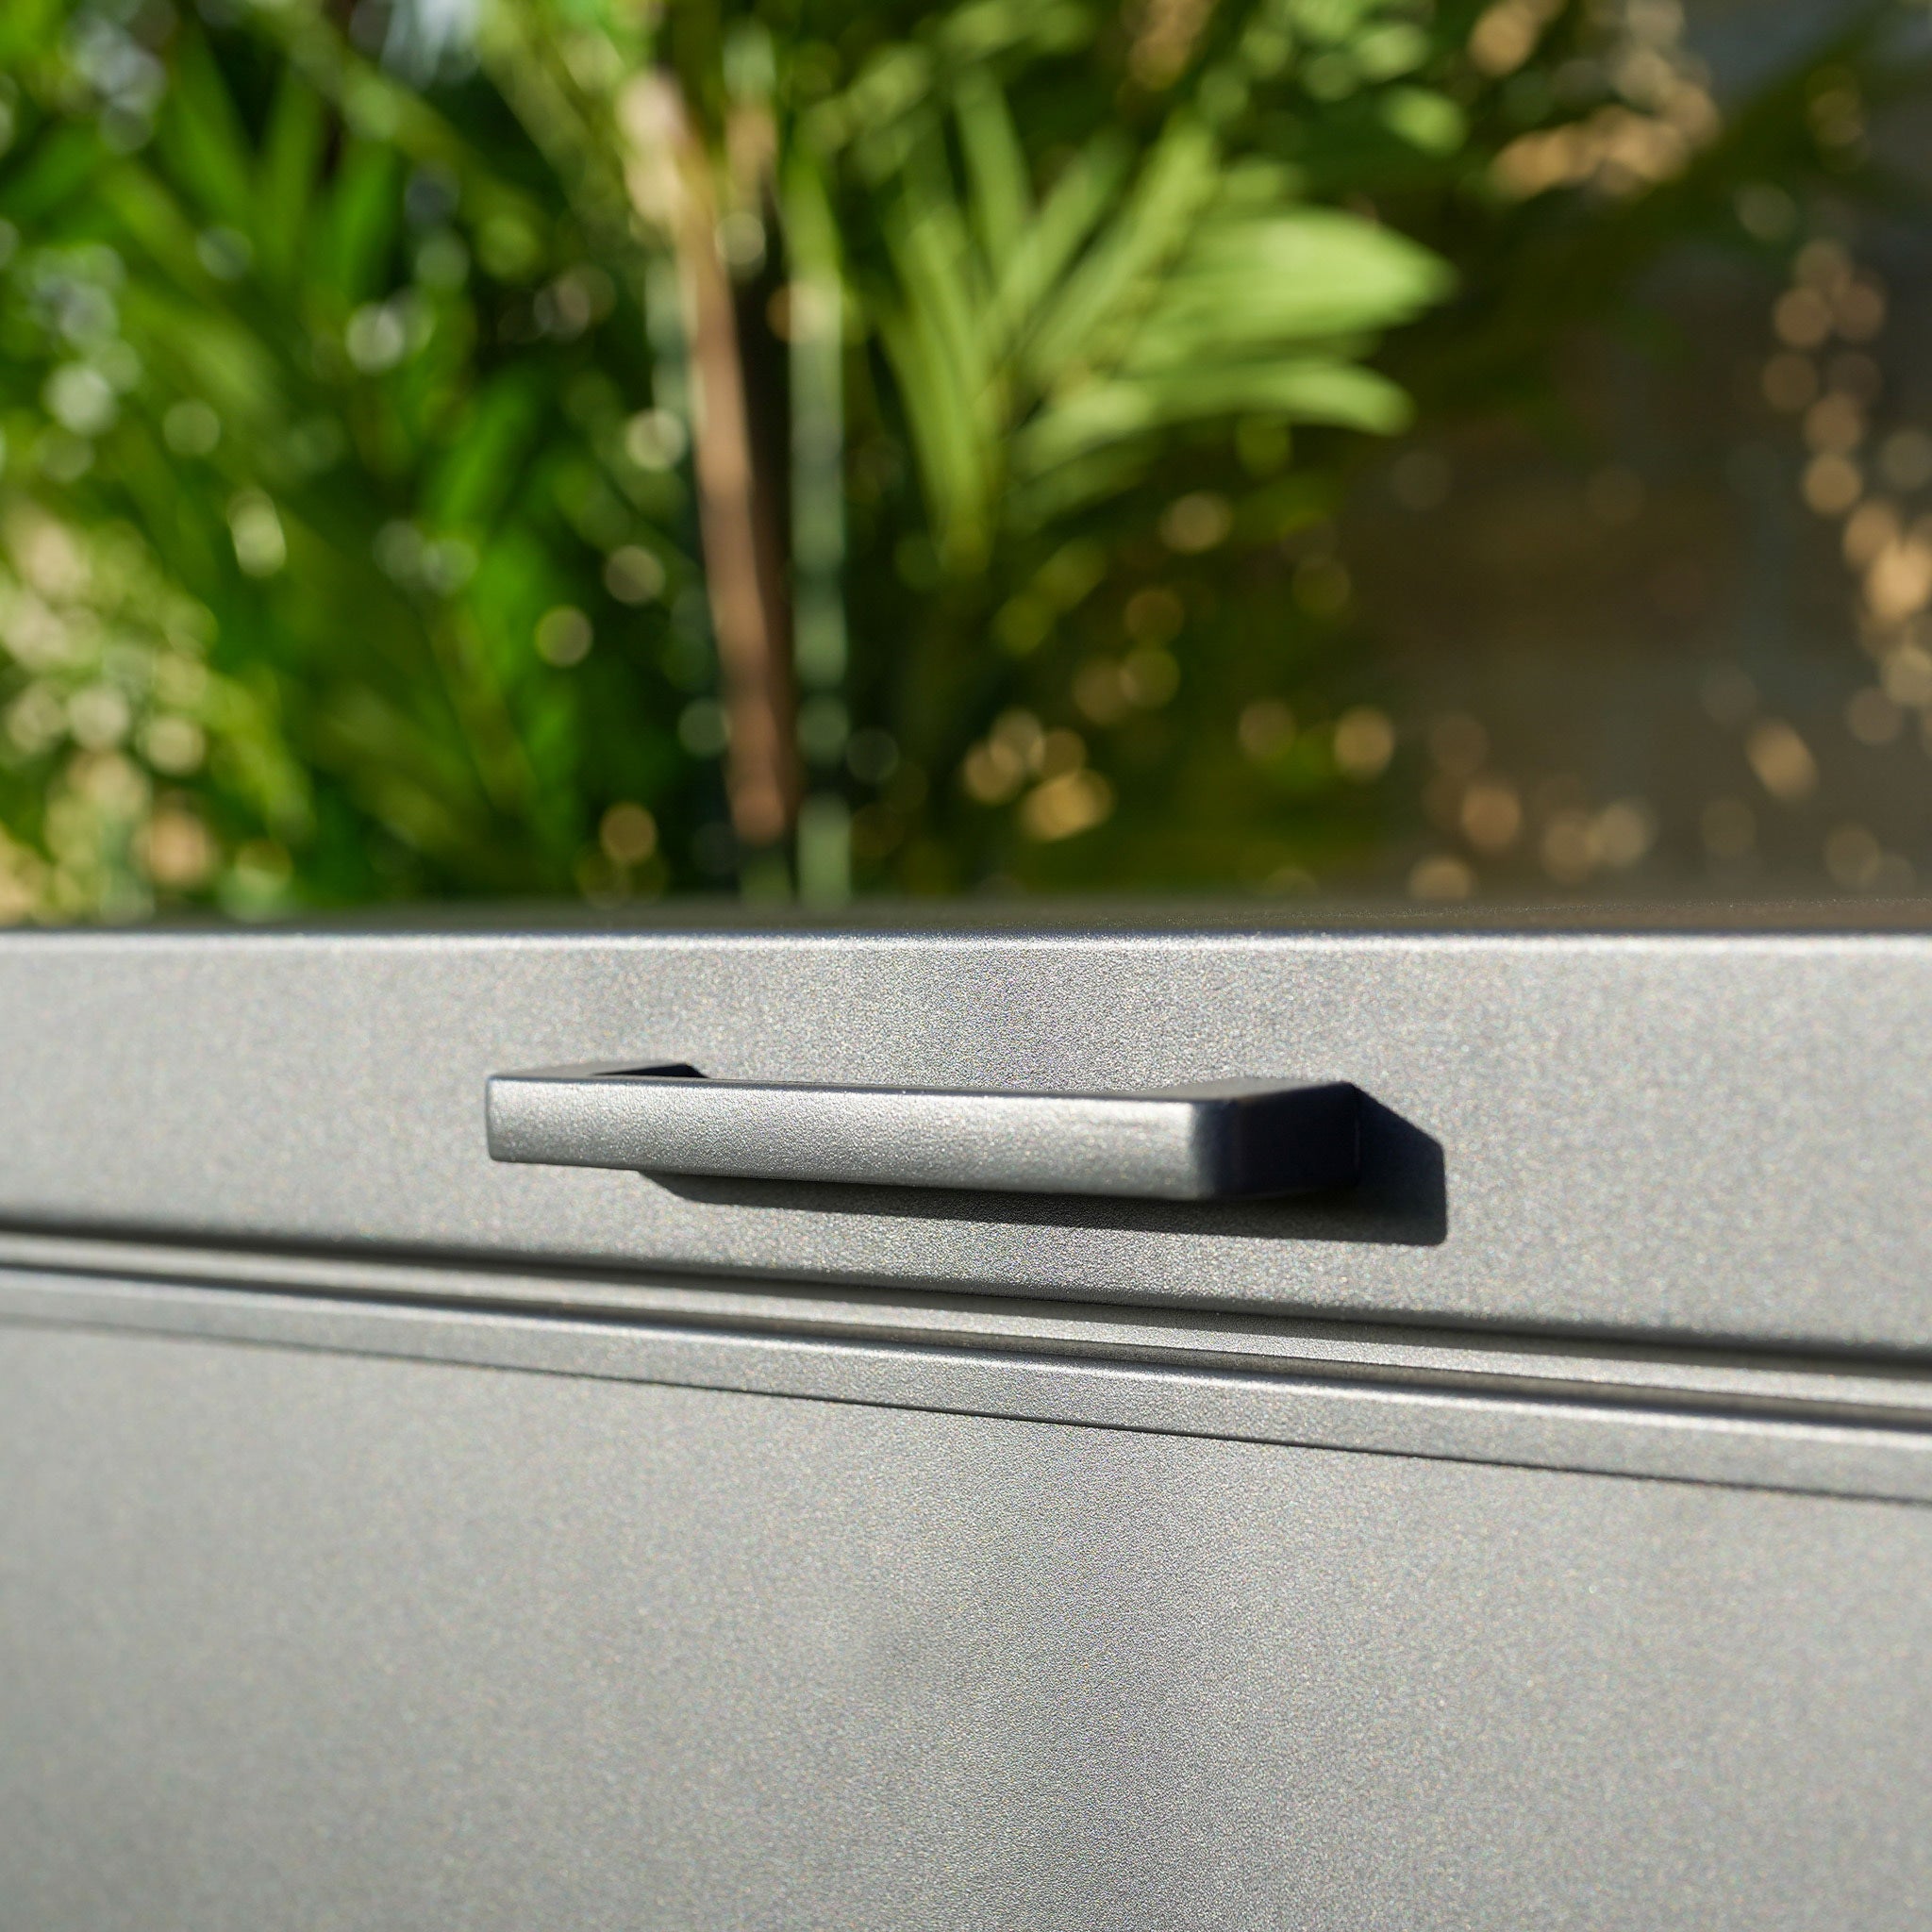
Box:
[265,1291,1932,1441]
[65,1271,1932,1440]
[7,1269,1932,1513]
[2,1219,1930,1374]
[2,1232,1931,1442]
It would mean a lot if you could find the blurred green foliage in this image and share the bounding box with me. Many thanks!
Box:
[0,0,1912,915]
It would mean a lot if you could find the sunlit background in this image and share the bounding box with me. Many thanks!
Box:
[1,0,1929,916]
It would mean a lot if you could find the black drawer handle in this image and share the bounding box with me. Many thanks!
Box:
[484,1063,1358,1202]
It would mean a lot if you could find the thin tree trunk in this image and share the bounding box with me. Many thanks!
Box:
[620,73,794,852]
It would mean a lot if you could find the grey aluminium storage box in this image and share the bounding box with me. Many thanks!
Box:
[0,919,1929,1347]
[3,914,1931,1929]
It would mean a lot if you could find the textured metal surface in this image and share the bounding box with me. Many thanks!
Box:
[12,1229,1932,1424]
[4,1322,1930,1931]
[0,926,1927,1346]
[485,1062,1361,1199]
[8,1264,1932,1503]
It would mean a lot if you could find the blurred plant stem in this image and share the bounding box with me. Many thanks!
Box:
[786,157,854,904]
[620,68,794,856]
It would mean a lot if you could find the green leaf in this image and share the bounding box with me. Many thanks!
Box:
[887,126,990,412]
[954,67,1031,274]
[153,38,258,232]
[0,123,108,226]
[258,69,329,290]
[984,128,1129,358]
[324,140,402,306]
[1024,113,1218,383]
[1379,87,1468,156]
[1126,208,1453,365]
[1017,358,1413,473]
[936,0,1093,62]
[1353,23,1432,80]
[427,373,547,531]
[875,287,994,561]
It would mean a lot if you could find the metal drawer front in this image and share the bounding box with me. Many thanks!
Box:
[0,925,1926,1349]
[4,1320,1929,1932]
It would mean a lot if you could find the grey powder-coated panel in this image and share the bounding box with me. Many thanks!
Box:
[10,1266,1932,1503]
[0,927,1926,1346]
[4,1323,1930,1931]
